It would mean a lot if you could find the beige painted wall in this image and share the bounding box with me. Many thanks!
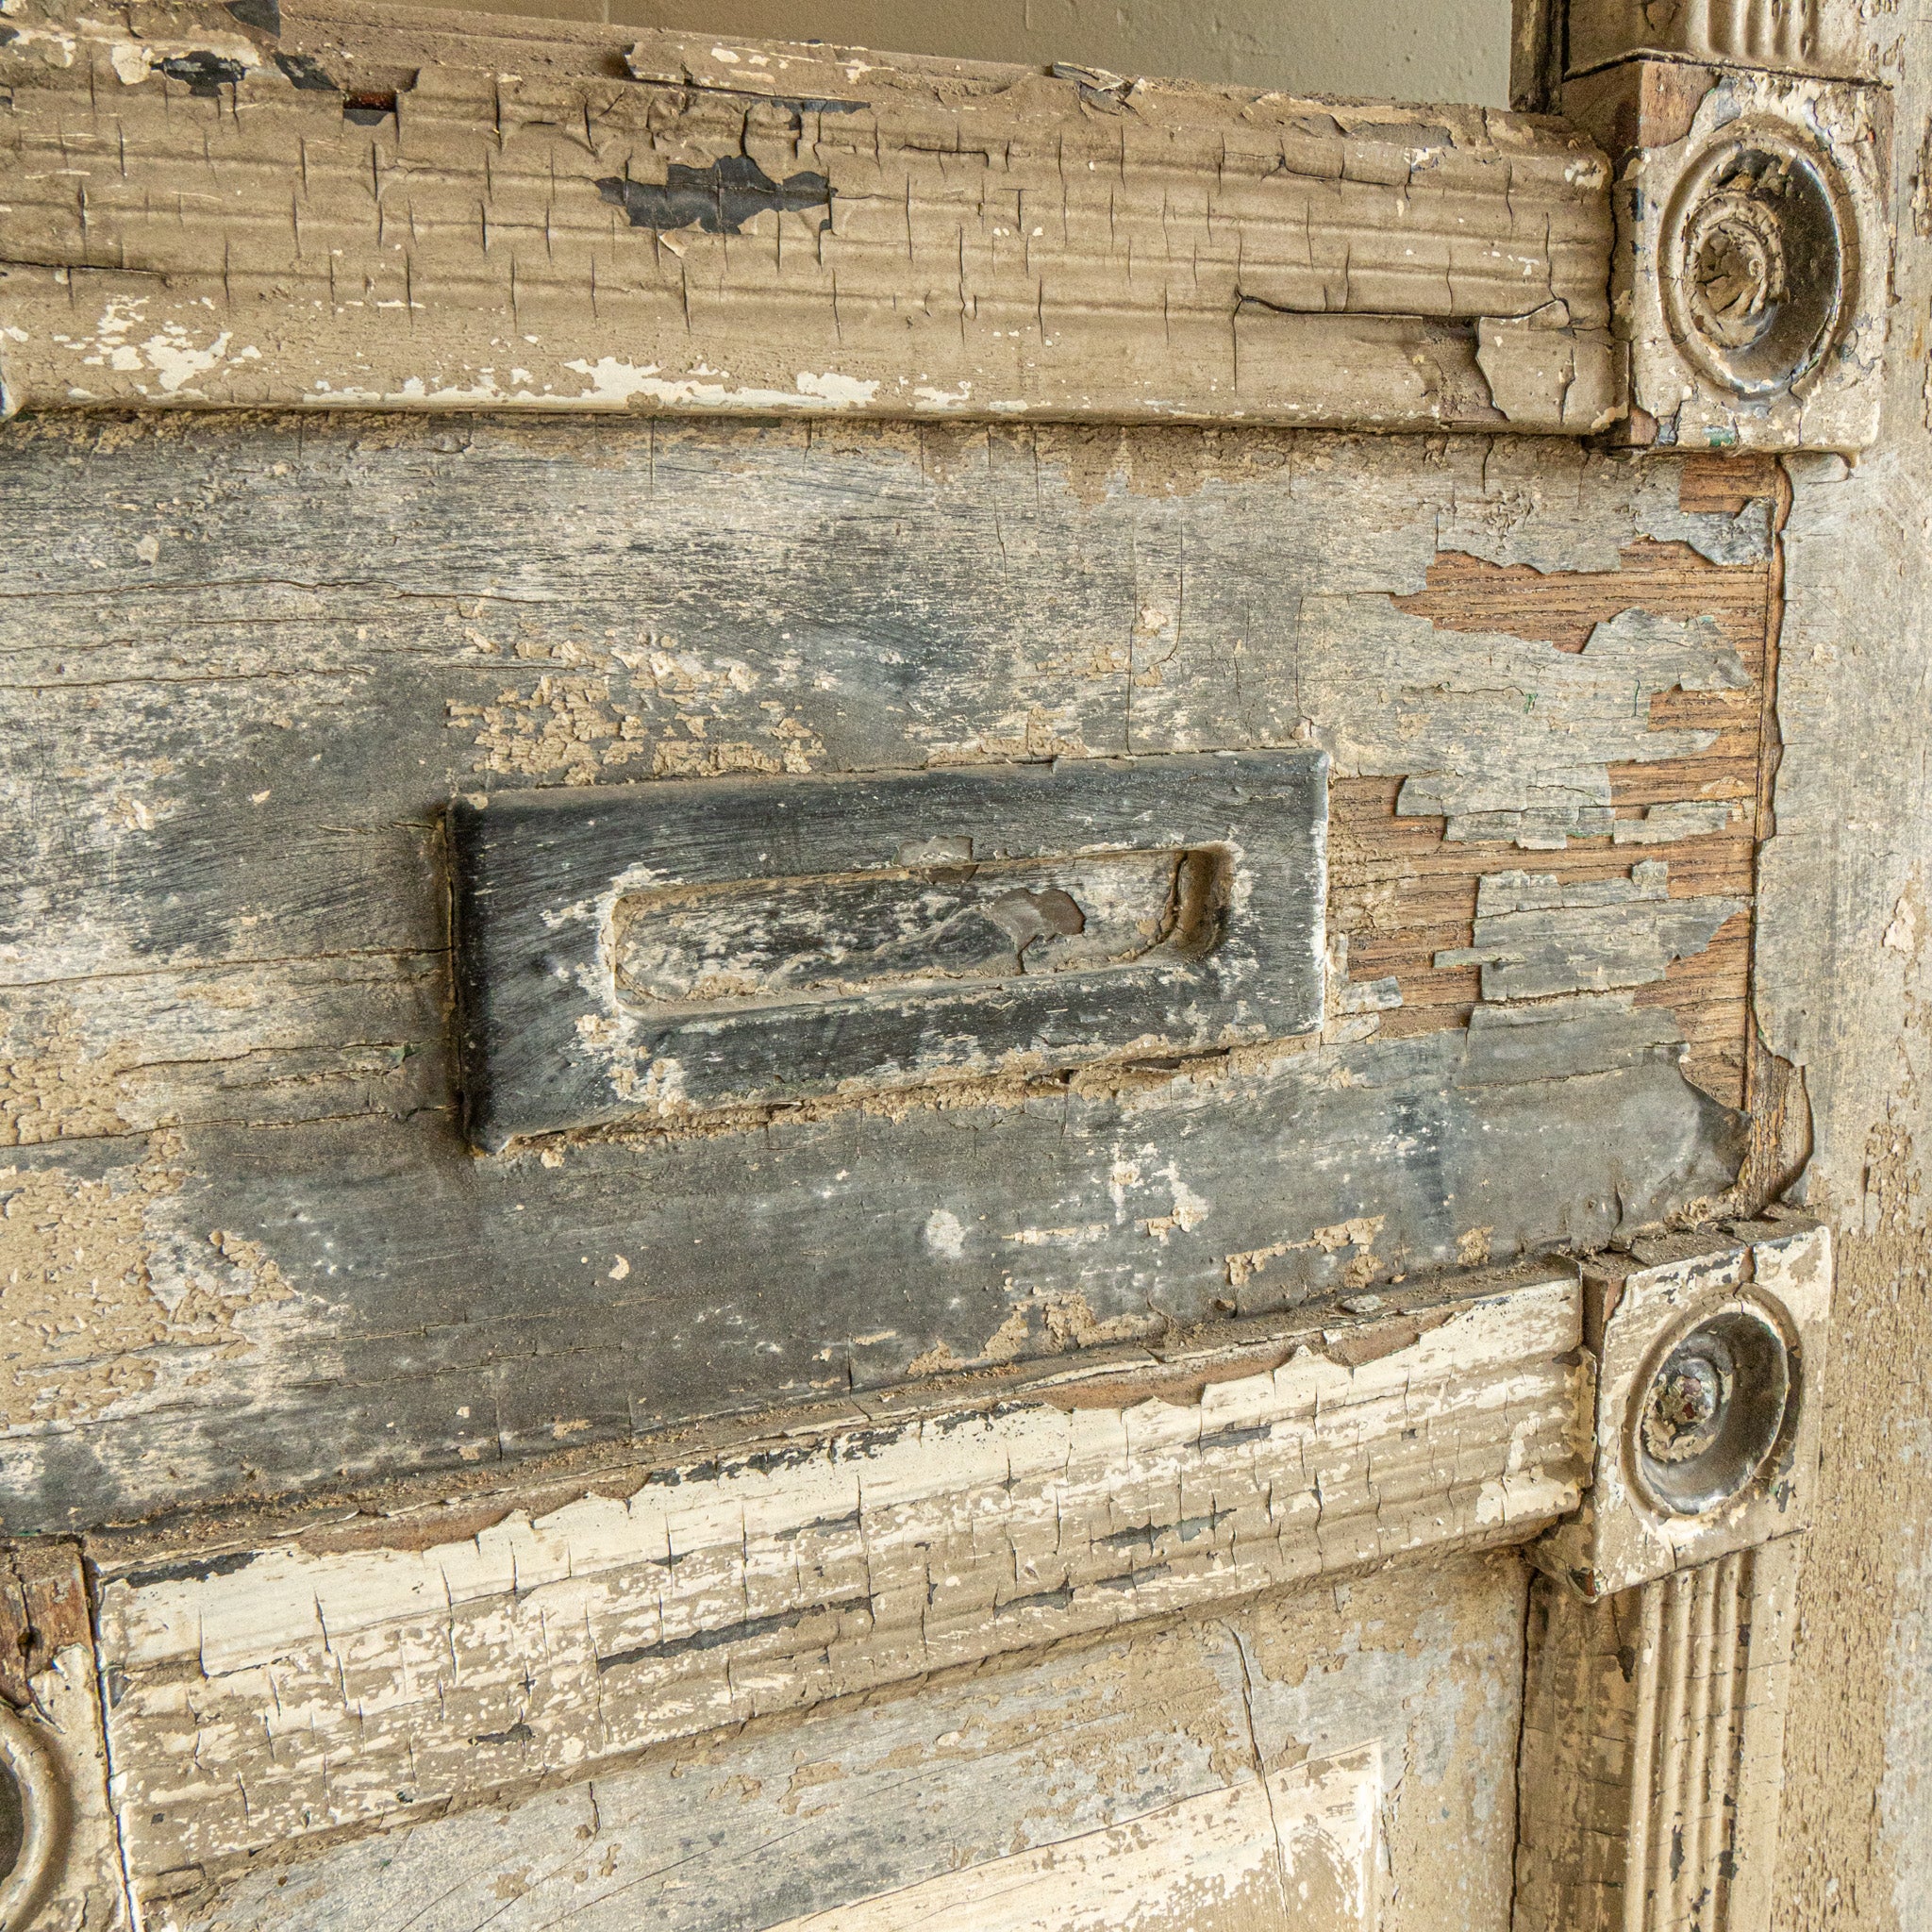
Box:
[417,0,1513,107]
[1757,4,1932,1923]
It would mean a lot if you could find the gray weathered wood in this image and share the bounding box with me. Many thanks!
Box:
[0,415,1764,1529]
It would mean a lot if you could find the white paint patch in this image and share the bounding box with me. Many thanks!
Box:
[794,371,879,407]
[560,358,880,413]
[95,28,259,86]
[1885,889,1918,955]
[1140,1171,1211,1241]
[923,1208,967,1259]
[761,1746,1381,1930]
[61,303,250,398]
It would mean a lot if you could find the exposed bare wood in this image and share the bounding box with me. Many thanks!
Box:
[1334,488,1778,1111]
[0,0,1914,1909]
[0,418,1775,1528]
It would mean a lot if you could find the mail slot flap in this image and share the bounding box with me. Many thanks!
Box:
[450,752,1328,1148]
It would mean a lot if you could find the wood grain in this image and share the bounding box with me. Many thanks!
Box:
[1341,520,1775,1107]
[0,417,1769,1527]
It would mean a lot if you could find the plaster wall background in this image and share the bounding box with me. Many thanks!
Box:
[413,0,1514,107]
[1754,8,1932,1924]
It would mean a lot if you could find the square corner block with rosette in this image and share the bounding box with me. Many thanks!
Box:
[1564,59,1890,453]
[449,752,1329,1149]
[1533,1215,1831,1600]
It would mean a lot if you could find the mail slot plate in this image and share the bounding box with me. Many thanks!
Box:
[449,752,1328,1148]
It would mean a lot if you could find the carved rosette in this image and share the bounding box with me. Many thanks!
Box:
[1534,1221,1829,1598]
[0,1225,1834,1924]
[1567,62,1889,451]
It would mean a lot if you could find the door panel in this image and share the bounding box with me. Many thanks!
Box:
[0,0,1886,1925]
[164,1557,1519,1932]
[0,415,1760,1528]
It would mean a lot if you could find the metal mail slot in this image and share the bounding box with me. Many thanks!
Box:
[450,751,1329,1149]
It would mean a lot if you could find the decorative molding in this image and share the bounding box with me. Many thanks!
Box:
[0,1703,68,1929]
[0,1,1615,433]
[1565,60,1890,453]
[0,1225,1831,1921]
[1567,0,1876,84]
[1515,1219,1829,1929]
[91,1262,1585,1907]
[1533,1217,1829,1597]
[1514,1539,1800,1931]
[0,1543,125,1931]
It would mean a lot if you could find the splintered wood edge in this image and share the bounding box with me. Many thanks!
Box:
[0,0,1614,432]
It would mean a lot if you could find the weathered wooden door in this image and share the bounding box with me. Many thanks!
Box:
[0,0,1910,1925]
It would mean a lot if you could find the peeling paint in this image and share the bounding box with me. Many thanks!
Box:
[0,1140,292,1437]
[0,13,1612,429]
[92,1268,1584,1885]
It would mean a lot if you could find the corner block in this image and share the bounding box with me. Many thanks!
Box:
[1534,1216,1830,1600]
[1566,59,1890,453]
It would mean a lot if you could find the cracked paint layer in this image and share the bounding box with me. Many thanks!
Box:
[142,1553,1519,1932]
[0,3,1609,430]
[0,414,1770,1524]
